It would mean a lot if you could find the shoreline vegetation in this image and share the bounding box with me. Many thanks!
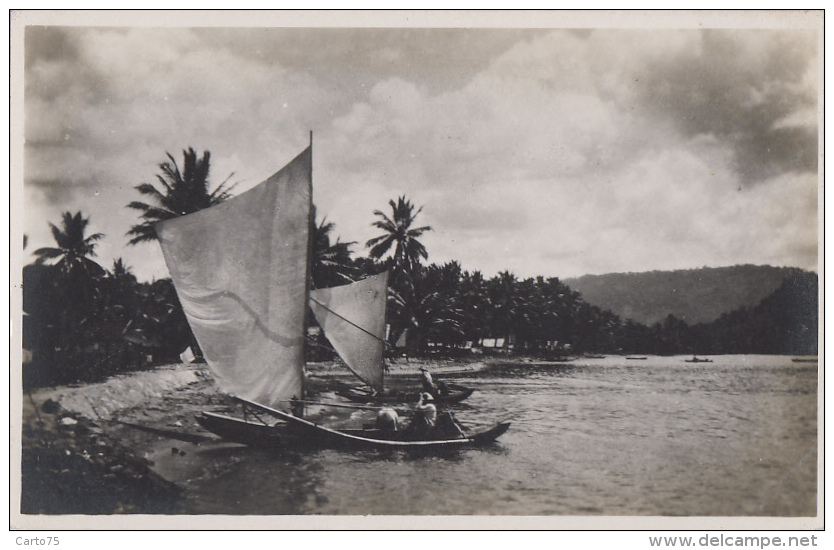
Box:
[22,159,818,391]
[22,257,819,391]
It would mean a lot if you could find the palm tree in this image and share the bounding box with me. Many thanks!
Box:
[126,148,236,244]
[366,196,432,276]
[85,258,142,374]
[311,208,356,289]
[105,258,139,321]
[459,270,490,344]
[384,262,464,356]
[104,258,138,312]
[485,271,521,350]
[32,211,106,380]
[109,258,136,283]
[33,211,105,278]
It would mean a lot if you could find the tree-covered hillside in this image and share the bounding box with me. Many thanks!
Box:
[564,265,809,325]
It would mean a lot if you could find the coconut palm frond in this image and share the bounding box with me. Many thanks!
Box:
[366,195,433,277]
[368,236,396,259]
[127,147,235,245]
[35,211,105,276]
[33,247,63,263]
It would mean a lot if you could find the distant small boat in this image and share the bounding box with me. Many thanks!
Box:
[584,354,606,359]
[685,356,713,363]
[626,356,648,360]
[792,358,818,363]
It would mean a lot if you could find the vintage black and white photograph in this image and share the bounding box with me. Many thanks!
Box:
[11,10,821,529]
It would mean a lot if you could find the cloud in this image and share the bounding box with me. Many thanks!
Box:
[623,30,818,183]
[21,26,819,282]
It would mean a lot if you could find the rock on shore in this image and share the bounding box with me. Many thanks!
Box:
[21,396,182,514]
[19,363,215,515]
[18,358,491,516]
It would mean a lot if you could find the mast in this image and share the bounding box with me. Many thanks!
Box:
[381,293,387,391]
[302,130,314,404]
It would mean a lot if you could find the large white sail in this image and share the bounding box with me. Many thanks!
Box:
[156,147,312,409]
[310,272,388,392]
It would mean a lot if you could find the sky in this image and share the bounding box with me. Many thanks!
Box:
[16,12,821,283]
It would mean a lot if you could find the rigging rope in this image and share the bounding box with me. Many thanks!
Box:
[309,296,391,348]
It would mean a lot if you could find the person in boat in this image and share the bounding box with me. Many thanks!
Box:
[420,367,436,393]
[404,392,438,439]
[376,407,399,432]
[420,367,451,397]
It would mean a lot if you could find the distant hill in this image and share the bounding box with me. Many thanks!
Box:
[564,265,809,326]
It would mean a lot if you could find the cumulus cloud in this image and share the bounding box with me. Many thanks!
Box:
[624,30,817,183]
[21,26,819,281]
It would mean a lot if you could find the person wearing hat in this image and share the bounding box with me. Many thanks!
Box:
[420,367,438,394]
[406,392,438,439]
[420,367,451,397]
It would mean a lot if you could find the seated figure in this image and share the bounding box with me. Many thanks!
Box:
[405,392,437,440]
[420,367,451,397]
[376,407,399,432]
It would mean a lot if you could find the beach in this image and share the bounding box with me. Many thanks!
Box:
[17,358,490,515]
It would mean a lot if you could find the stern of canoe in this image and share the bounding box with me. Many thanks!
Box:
[196,412,287,449]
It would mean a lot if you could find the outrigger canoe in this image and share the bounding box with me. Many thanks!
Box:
[197,397,510,451]
[159,139,510,452]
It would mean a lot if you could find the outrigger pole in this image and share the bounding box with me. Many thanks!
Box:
[289,399,407,413]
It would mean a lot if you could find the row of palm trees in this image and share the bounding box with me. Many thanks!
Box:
[383,262,627,356]
[22,148,450,384]
[112,148,644,357]
[24,147,815,387]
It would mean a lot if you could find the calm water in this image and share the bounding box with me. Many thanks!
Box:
[147,355,818,516]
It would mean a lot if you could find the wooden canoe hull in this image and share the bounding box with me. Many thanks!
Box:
[272,409,510,450]
[197,398,510,451]
[336,383,475,405]
[195,411,289,450]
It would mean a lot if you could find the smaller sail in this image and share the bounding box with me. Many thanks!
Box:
[310,272,388,392]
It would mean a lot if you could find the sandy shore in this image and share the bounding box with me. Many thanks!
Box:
[17,357,493,516]
[19,364,213,515]
[20,392,184,514]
